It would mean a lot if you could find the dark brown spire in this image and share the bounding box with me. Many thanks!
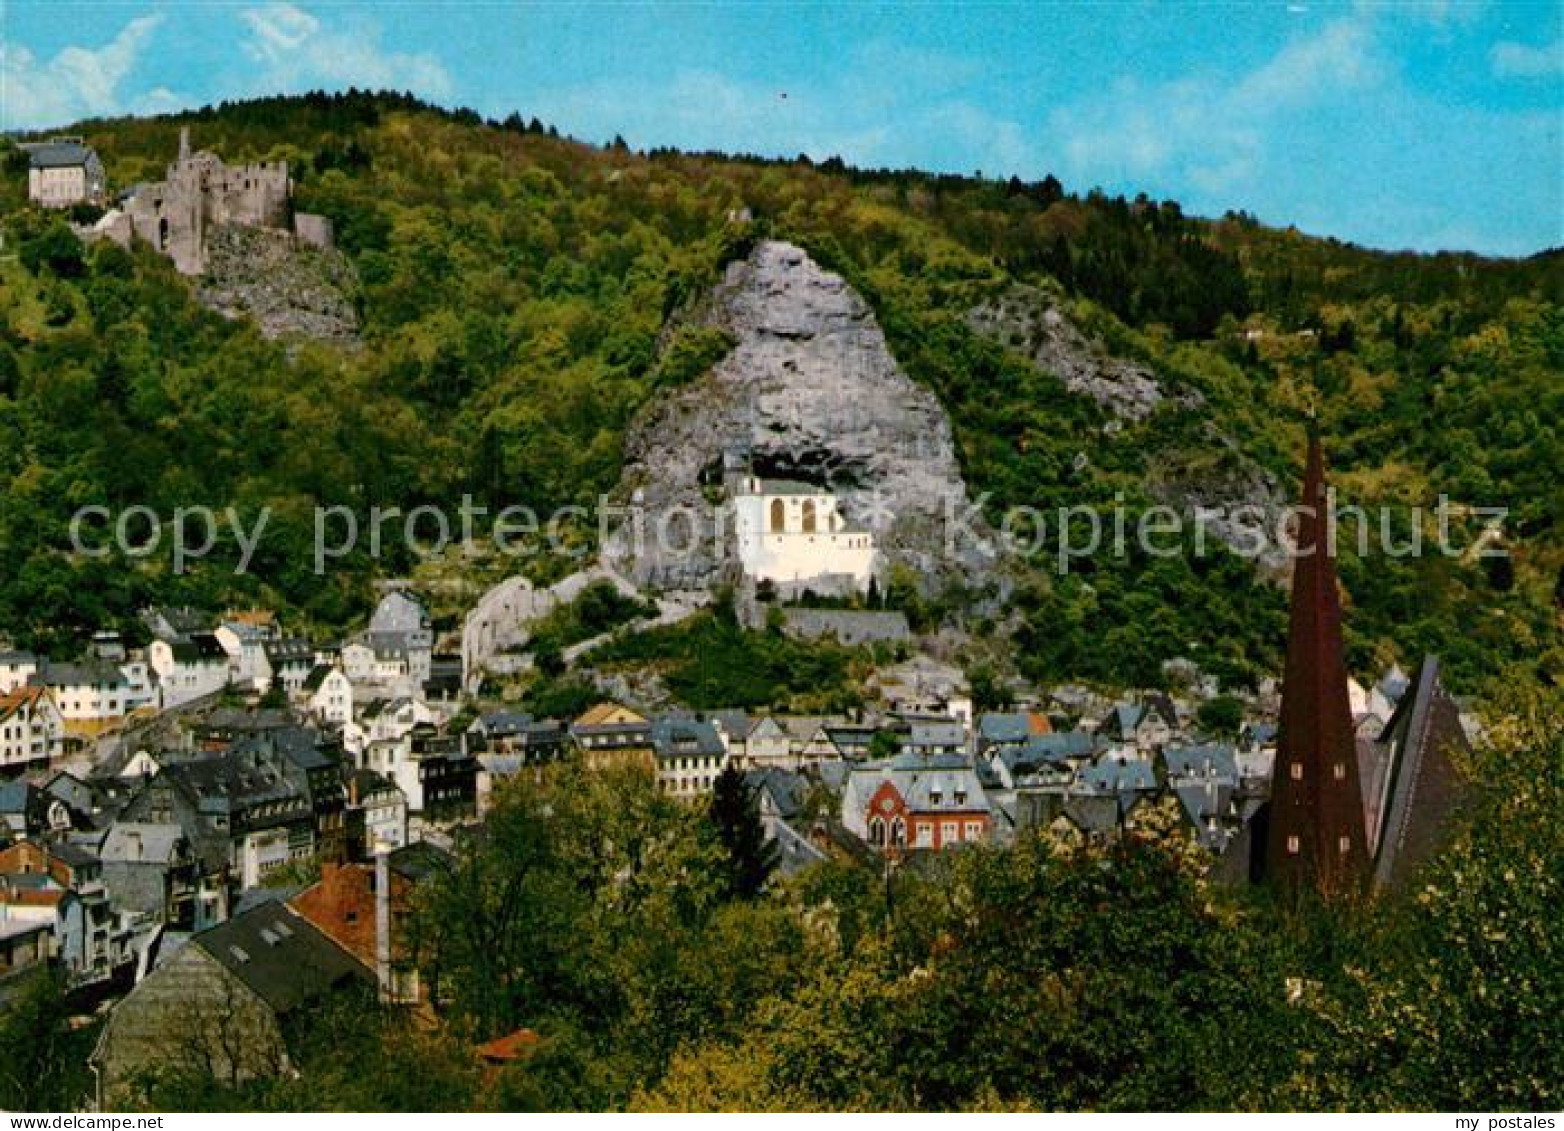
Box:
[1264,434,1369,897]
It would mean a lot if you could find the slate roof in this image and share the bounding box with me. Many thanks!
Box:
[977,712,1054,745]
[99,822,185,864]
[743,768,810,820]
[170,633,228,664]
[906,719,968,750]
[1059,794,1121,834]
[24,140,97,169]
[649,716,725,761]
[746,478,826,496]
[264,638,315,664]
[194,900,372,1014]
[1077,755,1157,794]
[32,659,127,689]
[301,663,338,693]
[1163,743,1238,781]
[1370,655,1470,889]
[0,781,35,814]
[846,753,990,816]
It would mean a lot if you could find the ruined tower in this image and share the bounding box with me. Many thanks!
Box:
[1263,435,1369,897]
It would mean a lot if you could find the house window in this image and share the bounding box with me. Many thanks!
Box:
[1333,762,1346,781]
[1290,762,1303,781]
[1338,836,1351,854]
[1286,835,1300,855]
[941,820,958,844]
[914,822,931,847]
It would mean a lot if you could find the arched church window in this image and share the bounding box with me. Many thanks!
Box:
[802,499,817,533]
[769,499,786,533]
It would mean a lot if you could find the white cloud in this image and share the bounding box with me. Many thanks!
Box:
[237,3,453,100]
[1047,16,1383,194]
[1490,38,1563,78]
[0,14,171,130]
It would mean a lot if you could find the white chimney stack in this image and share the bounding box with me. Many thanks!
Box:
[373,837,392,1001]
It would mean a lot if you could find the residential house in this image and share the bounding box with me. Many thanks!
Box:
[214,620,274,691]
[23,138,106,207]
[301,664,353,727]
[91,900,373,1104]
[288,850,435,1004]
[570,703,655,772]
[344,769,407,857]
[0,686,65,772]
[98,822,200,927]
[903,717,969,759]
[149,632,230,709]
[264,639,316,696]
[0,650,40,694]
[467,712,567,763]
[650,715,727,800]
[30,659,131,735]
[1095,695,1180,751]
[842,753,991,854]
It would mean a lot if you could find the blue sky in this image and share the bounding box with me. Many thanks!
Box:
[2,1,1560,255]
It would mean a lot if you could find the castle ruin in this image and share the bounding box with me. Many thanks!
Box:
[102,128,334,274]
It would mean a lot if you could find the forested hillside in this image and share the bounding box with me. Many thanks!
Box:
[1,91,1558,692]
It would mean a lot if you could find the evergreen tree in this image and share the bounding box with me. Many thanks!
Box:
[707,766,779,899]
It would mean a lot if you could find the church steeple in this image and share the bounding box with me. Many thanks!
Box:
[1264,434,1369,897]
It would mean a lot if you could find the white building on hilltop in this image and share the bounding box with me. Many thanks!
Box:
[730,475,876,595]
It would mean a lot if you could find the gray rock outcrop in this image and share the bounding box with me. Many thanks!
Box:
[196,224,360,344]
[605,240,997,593]
[966,284,1198,422]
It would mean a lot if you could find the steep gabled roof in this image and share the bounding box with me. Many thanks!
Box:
[194,900,371,1014]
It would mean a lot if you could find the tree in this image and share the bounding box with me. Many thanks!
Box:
[1195,694,1244,737]
[706,767,779,899]
[0,966,93,1110]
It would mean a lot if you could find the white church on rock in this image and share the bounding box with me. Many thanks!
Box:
[730,474,876,595]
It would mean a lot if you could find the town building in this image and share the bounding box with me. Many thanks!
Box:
[650,715,727,800]
[0,686,65,772]
[842,753,991,854]
[570,703,655,772]
[22,138,106,208]
[90,900,372,1104]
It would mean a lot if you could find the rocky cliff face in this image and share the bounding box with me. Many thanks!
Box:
[965,284,1198,422]
[196,224,360,345]
[967,283,1290,574]
[605,240,995,593]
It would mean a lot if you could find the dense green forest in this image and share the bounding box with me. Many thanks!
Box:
[1,91,1558,695]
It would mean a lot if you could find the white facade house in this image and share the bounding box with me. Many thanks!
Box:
[147,635,230,709]
[33,661,131,731]
[301,665,353,727]
[214,622,272,690]
[730,476,875,594]
[24,139,106,208]
[0,652,40,695]
[0,688,64,772]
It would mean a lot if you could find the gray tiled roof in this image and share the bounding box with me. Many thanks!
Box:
[195,900,371,1013]
[24,140,96,169]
